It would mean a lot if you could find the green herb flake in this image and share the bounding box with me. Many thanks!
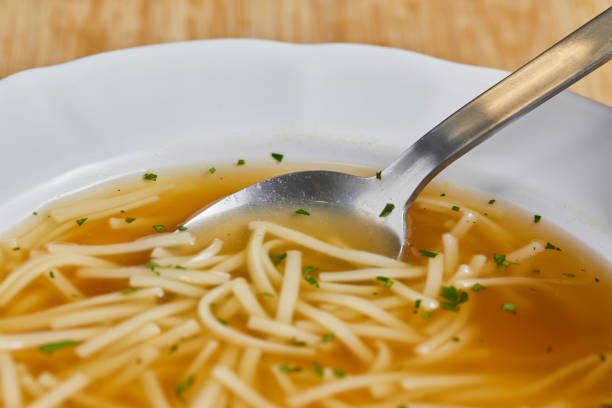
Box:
[333,368,345,378]
[208,167,216,174]
[143,172,158,181]
[501,303,517,313]
[414,299,422,309]
[271,153,284,162]
[125,217,136,223]
[493,253,511,269]
[312,361,324,377]
[451,336,460,342]
[532,269,541,275]
[419,249,438,258]
[175,265,186,270]
[33,211,38,216]
[562,272,575,278]
[217,318,228,326]
[175,376,194,398]
[295,208,310,216]
[421,310,433,319]
[375,276,393,288]
[545,242,562,251]
[534,214,542,223]
[120,288,138,295]
[236,159,245,166]
[76,217,88,227]
[12,247,20,251]
[178,225,188,231]
[379,203,395,217]
[49,271,55,279]
[471,283,486,292]
[279,365,302,373]
[271,252,287,266]
[488,199,496,204]
[439,286,469,311]
[397,405,408,408]
[39,340,80,354]
[169,344,179,353]
[152,225,167,233]
[322,333,335,343]
[600,353,607,363]
[303,266,320,288]
[375,171,382,180]
[145,261,159,271]
[291,337,307,347]
[451,205,460,211]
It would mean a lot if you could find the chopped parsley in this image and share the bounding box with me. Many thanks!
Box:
[545,242,562,251]
[493,253,511,269]
[295,209,310,216]
[501,303,516,313]
[451,205,460,211]
[236,159,245,166]
[208,167,216,174]
[471,283,486,292]
[600,353,607,363]
[39,340,80,354]
[419,249,438,258]
[125,217,136,223]
[375,171,382,180]
[421,310,433,319]
[76,217,88,226]
[152,225,167,233]
[175,376,194,398]
[379,203,395,217]
[303,266,320,288]
[169,344,179,353]
[312,362,324,377]
[12,247,20,251]
[271,252,287,266]
[178,225,188,231]
[145,261,160,271]
[451,336,460,342]
[562,272,575,278]
[279,365,302,373]
[49,271,55,279]
[175,265,186,270]
[333,368,345,378]
[33,211,38,215]
[439,286,469,311]
[120,288,139,295]
[143,172,158,181]
[291,337,307,347]
[534,214,542,223]
[488,199,496,204]
[532,269,541,275]
[414,299,422,309]
[322,333,335,343]
[217,318,228,326]
[271,153,284,162]
[260,292,275,298]
[375,276,393,288]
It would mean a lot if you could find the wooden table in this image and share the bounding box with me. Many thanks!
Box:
[1,0,610,106]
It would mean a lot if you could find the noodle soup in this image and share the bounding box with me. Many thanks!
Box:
[0,165,611,408]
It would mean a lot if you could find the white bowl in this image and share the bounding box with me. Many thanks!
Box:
[1,40,611,261]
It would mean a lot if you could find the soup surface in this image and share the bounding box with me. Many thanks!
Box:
[0,164,611,408]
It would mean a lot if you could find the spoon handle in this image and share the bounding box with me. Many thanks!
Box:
[381,7,611,208]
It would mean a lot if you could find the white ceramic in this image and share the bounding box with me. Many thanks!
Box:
[0,40,611,260]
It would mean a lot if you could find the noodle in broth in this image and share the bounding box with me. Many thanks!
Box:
[0,165,611,408]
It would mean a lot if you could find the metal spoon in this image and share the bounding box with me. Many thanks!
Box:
[185,8,611,258]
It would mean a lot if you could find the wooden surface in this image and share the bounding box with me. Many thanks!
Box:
[1,0,610,106]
